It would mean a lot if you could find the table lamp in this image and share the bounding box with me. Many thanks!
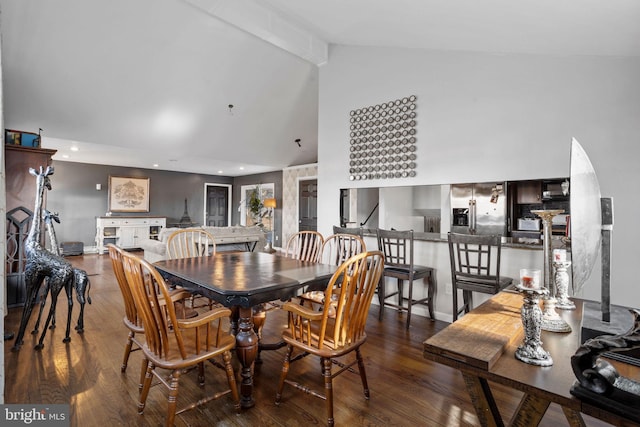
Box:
[263,198,276,253]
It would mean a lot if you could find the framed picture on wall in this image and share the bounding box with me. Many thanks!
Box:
[108,176,150,213]
[4,129,40,147]
[5,130,21,145]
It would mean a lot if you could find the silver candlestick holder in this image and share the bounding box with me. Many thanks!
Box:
[532,209,572,333]
[554,260,576,310]
[515,284,553,367]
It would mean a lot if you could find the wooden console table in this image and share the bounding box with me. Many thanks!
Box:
[423,291,640,427]
[95,216,166,254]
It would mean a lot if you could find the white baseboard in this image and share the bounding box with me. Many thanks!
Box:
[370,300,452,323]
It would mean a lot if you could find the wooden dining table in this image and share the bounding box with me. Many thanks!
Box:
[423,290,640,426]
[154,251,337,409]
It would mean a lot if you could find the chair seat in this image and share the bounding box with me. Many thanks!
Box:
[383,265,433,280]
[297,291,339,318]
[454,275,513,292]
[281,317,366,357]
[142,333,236,370]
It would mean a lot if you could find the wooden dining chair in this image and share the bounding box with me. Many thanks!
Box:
[166,228,217,310]
[275,250,385,427]
[448,232,514,321]
[332,225,364,238]
[120,251,240,427]
[284,230,324,262]
[166,228,216,259]
[376,228,436,329]
[319,233,367,266]
[107,243,201,389]
[298,233,367,312]
[107,243,147,389]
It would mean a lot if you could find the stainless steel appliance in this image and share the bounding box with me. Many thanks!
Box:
[450,182,507,236]
[512,217,542,239]
[517,218,541,231]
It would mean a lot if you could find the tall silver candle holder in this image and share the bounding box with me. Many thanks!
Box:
[554,260,576,310]
[531,209,572,333]
[515,284,553,366]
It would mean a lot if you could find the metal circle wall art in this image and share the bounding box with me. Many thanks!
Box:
[348,95,417,181]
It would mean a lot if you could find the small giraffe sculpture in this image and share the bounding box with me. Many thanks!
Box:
[31,210,92,335]
[44,209,61,256]
[45,210,92,333]
[31,209,61,334]
[12,166,75,351]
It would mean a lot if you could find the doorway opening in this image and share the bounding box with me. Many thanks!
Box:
[204,184,231,226]
[298,179,317,232]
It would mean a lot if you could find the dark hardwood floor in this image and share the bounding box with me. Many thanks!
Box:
[4,252,612,426]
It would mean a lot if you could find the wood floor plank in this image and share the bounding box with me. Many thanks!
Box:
[3,252,614,426]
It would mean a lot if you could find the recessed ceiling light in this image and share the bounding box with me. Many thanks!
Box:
[239,166,245,170]
[62,154,69,159]
[70,146,79,152]
[153,164,159,168]
[218,170,223,174]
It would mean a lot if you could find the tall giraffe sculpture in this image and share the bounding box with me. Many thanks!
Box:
[12,166,75,351]
[31,210,92,335]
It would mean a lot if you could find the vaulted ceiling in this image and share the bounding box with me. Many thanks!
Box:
[2,0,639,176]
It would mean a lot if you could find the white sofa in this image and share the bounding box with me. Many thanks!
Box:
[139,225,266,263]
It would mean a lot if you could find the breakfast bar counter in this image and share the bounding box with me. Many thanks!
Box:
[362,229,569,250]
[359,229,570,322]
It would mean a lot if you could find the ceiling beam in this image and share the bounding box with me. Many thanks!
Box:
[182,0,328,66]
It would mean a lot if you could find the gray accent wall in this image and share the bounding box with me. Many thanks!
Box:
[44,161,281,249]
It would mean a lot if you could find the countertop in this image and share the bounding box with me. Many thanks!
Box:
[361,229,570,250]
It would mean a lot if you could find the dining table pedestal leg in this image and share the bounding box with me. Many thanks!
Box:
[235,306,259,408]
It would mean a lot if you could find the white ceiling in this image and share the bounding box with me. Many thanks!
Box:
[2,0,639,176]
[263,0,640,57]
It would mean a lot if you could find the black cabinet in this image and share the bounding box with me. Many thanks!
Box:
[508,178,570,238]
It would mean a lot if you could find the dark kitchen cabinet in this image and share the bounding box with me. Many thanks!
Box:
[516,180,542,204]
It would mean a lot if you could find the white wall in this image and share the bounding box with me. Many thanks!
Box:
[318,45,640,308]
[379,187,422,230]
[413,185,441,210]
